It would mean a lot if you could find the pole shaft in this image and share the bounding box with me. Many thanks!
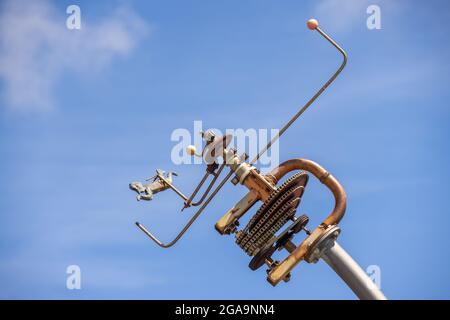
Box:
[322,242,387,300]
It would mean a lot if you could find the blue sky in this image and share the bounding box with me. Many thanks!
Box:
[0,0,450,299]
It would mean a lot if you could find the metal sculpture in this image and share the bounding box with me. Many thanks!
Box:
[129,170,178,201]
[128,19,387,300]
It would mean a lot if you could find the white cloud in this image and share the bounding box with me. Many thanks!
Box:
[0,0,149,112]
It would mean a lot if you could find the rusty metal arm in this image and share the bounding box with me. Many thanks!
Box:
[136,170,234,248]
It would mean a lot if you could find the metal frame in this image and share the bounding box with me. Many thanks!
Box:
[129,19,387,300]
[134,20,348,249]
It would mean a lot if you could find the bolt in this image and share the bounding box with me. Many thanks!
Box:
[283,273,291,283]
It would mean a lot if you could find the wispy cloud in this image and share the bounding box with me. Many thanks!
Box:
[0,0,149,112]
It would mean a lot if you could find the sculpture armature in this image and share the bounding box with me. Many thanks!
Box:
[129,170,177,201]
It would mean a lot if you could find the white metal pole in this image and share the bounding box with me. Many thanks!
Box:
[321,242,387,300]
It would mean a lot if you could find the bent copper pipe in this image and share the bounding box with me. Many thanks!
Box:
[266,158,346,285]
[269,158,346,226]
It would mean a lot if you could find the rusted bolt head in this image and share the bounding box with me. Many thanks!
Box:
[283,273,291,282]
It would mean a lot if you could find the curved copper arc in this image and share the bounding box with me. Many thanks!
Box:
[268,158,346,226]
[266,158,347,285]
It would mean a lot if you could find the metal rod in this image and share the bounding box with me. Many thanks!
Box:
[181,171,210,211]
[136,169,234,248]
[185,162,226,208]
[184,171,210,205]
[250,26,347,165]
[321,242,387,300]
[158,174,189,201]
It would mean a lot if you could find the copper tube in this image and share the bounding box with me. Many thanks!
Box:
[269,158,346,226]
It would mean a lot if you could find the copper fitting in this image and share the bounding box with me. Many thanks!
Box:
[267,158,347,285]
[269,158,346,226]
